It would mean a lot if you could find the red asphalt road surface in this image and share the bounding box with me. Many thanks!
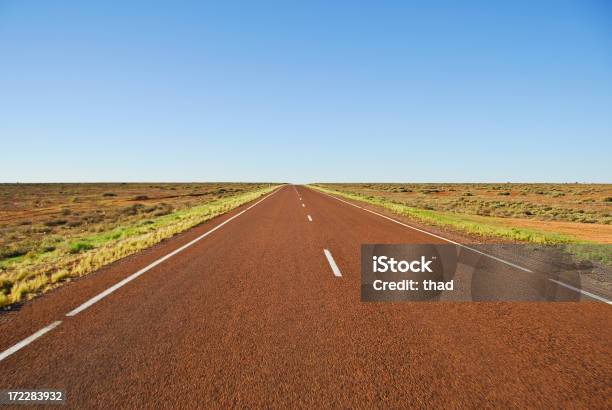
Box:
[0,185,611,408]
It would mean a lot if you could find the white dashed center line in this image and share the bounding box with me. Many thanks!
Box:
[323,249,342,277]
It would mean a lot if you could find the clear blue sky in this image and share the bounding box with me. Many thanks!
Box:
[1,1,611,183]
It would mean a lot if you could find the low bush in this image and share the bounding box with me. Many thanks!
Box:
[44,219,68,227]
[69,242,94,254]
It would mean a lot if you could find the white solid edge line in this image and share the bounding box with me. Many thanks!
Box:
[0,321,62,363]
[66,188,281,317]
[548,279,612,304]
[307,215,313,222]
[317,189,612,304]
[324,249,342,277]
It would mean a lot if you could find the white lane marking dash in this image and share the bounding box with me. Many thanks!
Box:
[0,321,62,363]
[302,203,305,207]
[324,249,342,277]
[307,215,312,222]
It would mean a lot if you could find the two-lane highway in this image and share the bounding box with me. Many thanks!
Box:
[0,185,610,408]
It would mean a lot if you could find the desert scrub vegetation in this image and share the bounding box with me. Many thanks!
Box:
[309,184,612,264]
[0,183,279,308]
[314,183,612,225]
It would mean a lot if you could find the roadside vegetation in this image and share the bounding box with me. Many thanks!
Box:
[0,183,279,308]
[310,183,611,264]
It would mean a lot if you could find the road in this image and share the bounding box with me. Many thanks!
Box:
[0,185,610,408]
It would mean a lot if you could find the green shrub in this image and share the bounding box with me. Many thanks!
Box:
[69,242,94,254]
[0,245,32,259]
